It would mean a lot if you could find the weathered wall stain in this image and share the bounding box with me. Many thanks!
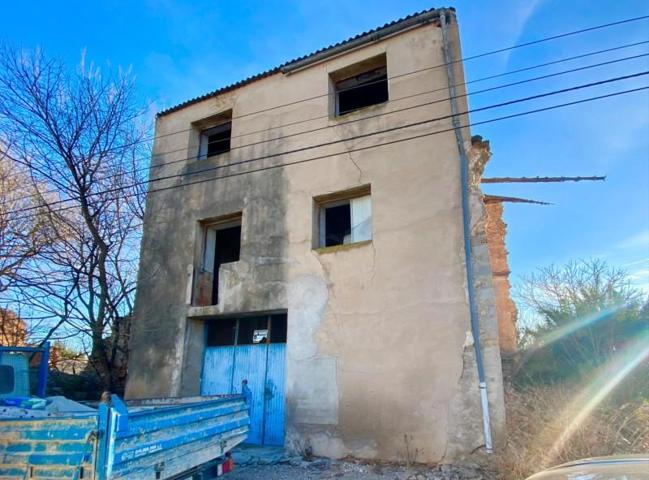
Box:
[127,12,506,463]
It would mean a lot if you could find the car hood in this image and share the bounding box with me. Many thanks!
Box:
[526,455,649,480]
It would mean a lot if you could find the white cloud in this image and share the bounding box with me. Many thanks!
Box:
[502,0,546,64]
[617,229,649,250]
[624,258,649,268]
[628,267,649,293]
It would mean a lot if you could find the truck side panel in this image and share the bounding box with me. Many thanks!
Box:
[0,416,97,480]
[101,396,250,480]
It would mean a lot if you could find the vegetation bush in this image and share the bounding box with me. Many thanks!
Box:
[494,259,649,479]
[494,384,649,479]
[515,259,648,386]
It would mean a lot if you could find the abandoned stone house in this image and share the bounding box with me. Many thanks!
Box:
[126,7,518,463]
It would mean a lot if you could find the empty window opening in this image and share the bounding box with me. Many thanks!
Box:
[199,121,232,159]
[316,188,372,248]
[335,64,388,116]
[324,203,351,247]
[206,318,237,346]
[236,316,271,345]
[201,219,241,305]
[206,313,287,347]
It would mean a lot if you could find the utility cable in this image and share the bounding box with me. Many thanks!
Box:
[28,15,648,152]
[152,39,649,151]
[4,50,648,207]
[85,82,649,233]
[146,13,649,140]
[8,79,648,221]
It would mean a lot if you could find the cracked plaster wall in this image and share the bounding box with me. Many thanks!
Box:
[127,17,505,464]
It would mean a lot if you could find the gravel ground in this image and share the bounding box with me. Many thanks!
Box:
[227,458,496,480]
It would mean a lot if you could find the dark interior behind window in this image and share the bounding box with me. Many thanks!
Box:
[237,316,271,345]
[207,224,241,305]
[200,121,232,159]
[205,313,288,347]
[270,314,287,343]
[336,66,388,115]
[324,203,351,247]
[206,318,237,346]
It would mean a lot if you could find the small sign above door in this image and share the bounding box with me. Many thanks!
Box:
[253,329,269,344]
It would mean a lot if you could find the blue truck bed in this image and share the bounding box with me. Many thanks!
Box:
[0,395,250,479]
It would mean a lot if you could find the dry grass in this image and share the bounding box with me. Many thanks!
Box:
[493,385,649,480]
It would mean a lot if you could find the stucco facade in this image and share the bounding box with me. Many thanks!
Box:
[127,8,505,463]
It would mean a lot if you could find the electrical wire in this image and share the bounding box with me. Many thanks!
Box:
[144,13,649,142]
[153,52,649,158]
[8,80,649,222]
[104,82,649,233]
[24,15,648,154]
[150,39,649,151]
[4,48,648,207]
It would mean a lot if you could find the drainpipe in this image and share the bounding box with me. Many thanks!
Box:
[439,10,494,453]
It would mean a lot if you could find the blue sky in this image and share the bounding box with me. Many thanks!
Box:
[5,0,649,292]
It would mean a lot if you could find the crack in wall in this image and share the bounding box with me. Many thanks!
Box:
[346,151,363,184]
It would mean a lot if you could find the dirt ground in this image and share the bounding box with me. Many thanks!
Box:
[227,458,495,480]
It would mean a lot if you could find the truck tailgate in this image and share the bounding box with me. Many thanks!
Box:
[103,396,249,479]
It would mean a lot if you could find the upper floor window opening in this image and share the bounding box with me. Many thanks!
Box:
[199,121,232,159]
[195,213,242,306]
[314,185,372,249]
[332,54,388,116]
[192,109,233,161]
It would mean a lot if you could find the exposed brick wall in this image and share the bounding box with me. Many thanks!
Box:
[468,135,518,359]
[484,202,518,355]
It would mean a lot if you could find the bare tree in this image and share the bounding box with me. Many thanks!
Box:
[0,149,54,293]
[0,45,149,392]
[517,258,649,380]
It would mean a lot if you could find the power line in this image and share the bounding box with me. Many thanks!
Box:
[8,82,649,222]
[162,53,649,158]
[4,49,648,207]
[152,39,649,151]
[42,15,649,153]
[148,13,649,135]
[118,83,649,230]
[149,51,649,163]
[9,16,644,219]
[144,86,649,198]
[458,14,649,63]
[10,72,649,218]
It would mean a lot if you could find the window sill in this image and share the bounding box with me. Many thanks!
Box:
[185,151,231,171]
[331,100,389,122]
[313,239,372,255]
[202,150,231,160]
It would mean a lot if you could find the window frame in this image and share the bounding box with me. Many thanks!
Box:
[193,212,242,307]
[201,218,242,274]
[330,54,388,117]
[205,313,288,347]
[314,185,372,250]
[198,121,232,160]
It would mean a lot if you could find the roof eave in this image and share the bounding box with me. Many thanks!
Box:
[281,8,446,74]
[156,6,454,118]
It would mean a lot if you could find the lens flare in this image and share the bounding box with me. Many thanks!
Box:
[546,330,649,463]
[538,305,623,347]
[518,304,627,368]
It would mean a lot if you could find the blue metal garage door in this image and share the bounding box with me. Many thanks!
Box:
[201,314,286,446]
